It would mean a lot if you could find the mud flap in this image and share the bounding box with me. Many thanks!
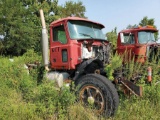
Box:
[120,79,142,97]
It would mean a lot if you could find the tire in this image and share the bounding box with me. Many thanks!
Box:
[75,74,119,117]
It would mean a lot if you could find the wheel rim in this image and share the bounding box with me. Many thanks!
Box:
[79,85,105,114]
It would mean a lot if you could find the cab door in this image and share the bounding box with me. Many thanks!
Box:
[117,32,136,61]
[50,24,70,69]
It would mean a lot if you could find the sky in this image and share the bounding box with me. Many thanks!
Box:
[58,0,160,38]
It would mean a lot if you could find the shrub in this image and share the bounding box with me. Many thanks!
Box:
[0,51,75,119]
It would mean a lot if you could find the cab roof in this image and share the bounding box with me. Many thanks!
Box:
[120,26,158,33]
[50,17,105,28]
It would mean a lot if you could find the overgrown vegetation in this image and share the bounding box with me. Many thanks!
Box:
[105,52,160,120]
[0,50,76,120]
[0,50,160,120]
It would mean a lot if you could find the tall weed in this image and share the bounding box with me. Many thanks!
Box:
[105,52,160,120]
[0,50,75,119]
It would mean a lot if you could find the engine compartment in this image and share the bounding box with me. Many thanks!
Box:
[81,41,112,64]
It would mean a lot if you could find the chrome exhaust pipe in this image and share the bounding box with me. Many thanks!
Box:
[39,9,49,71]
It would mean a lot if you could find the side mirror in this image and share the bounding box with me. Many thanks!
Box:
[120,33,124,43]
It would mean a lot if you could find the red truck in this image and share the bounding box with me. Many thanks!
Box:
[117,25,160,63]
[39,9,149,117]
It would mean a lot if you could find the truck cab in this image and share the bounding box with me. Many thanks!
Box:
[117,25,159,63]
[49,17,110,70]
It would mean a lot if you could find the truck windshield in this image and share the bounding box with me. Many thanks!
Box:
[68,20,106,40]
[138,31,155,44]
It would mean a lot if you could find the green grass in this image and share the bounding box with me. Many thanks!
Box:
[0,50,160,120]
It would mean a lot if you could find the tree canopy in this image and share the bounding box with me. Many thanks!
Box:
[0,0,86,56]
[106,27,117,50]
[139,16,159,39]
[139,16,154,26]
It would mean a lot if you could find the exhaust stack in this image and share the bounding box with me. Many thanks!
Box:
[39,9,49,71]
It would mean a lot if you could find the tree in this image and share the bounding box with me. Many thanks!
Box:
[0,0,86,56]
[0,0,36,55]
[139,16,158,39]
[139,16,154,26]
[58,1,86,18]
[126,24,137,29]
[106,27,117,50]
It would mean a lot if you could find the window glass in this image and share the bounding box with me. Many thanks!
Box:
[68,20,106,40]
[121,33,135,44]
[138,31,155,44]
[53,25,67,44]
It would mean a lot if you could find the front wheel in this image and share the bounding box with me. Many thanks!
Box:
[75,74,119,117]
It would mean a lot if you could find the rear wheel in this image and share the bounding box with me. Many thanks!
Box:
[75,74,119,117]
